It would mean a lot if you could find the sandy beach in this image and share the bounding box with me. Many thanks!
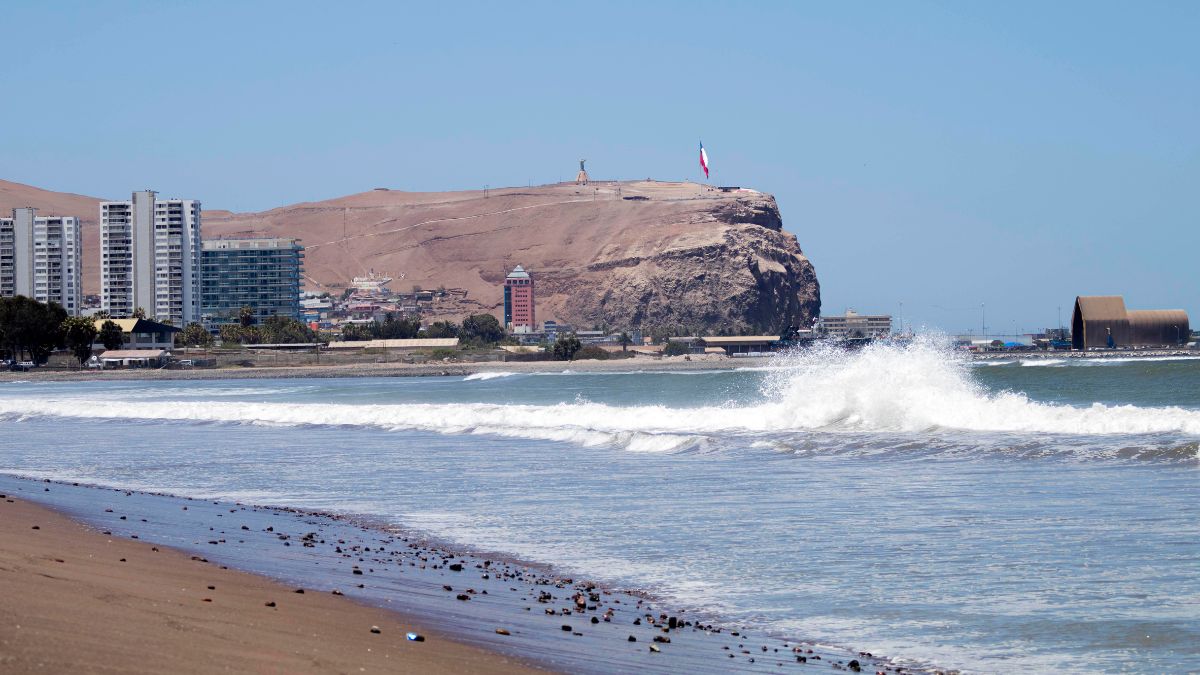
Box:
[0,494,539,674]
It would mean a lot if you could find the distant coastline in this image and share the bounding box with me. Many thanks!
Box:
[3,348,1198,384]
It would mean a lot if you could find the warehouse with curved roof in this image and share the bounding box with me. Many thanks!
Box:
[1071,296,1190,350]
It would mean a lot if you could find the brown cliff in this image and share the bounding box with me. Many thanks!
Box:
[0,179,820,333]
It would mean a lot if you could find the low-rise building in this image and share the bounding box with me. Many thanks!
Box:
[91,318,180,350]
[817,310,892,339]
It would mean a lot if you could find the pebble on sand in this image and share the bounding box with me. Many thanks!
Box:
[370,626,381,634]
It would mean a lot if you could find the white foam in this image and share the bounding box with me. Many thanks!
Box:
[463,371,519,381]
[1,339,1198,446]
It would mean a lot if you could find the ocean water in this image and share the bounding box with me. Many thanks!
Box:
[1,340,1197,673]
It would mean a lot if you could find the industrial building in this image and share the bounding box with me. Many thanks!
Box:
[1070,296,1189,349]
[503,265,536,332]
[201,237,304,328]
[100,190,202,325]
[0,208,83,314]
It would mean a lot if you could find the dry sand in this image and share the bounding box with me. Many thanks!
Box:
[0,495,540,674]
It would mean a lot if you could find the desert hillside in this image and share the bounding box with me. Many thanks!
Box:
[0,179,820,333]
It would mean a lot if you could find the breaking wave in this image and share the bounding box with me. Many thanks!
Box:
[1,339,1198,452]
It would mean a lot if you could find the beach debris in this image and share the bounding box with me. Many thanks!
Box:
[456,594,470,601]
[207,585,215,590]
[293,588,304,594]
[406,632,425,642]
[653,635,671,644]
[848,659,861,672]
[495,628,510,635]
[264,601,276,607]
[119,558,126,562]
[561,624,571,631]
[443,585,453,591]
[331,590,343,595]
[370,626,381,634]
[30,525,40,530]
[649,644,661,653]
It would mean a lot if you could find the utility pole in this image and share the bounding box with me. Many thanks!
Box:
[981,303,986,340]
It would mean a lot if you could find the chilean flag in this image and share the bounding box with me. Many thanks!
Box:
[699,141,710,179]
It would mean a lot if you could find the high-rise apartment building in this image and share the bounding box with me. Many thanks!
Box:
[100,191,201,325]
[0,207,83,314]
[201,237,304,327]
[503,264,535,331]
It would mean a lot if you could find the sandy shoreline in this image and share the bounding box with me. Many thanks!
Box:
[0,475,897,674]
[0,491,539,674]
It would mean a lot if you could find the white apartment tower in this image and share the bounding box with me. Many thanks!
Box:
[0,207,83,314]
[100,190,201,325]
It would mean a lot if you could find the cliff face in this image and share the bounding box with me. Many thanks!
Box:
[0,178,820,333]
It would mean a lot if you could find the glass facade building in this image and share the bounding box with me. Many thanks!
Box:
[201,237,303,328]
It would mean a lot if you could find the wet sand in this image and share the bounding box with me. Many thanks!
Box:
[0,476,896,674]
[0,493,539,674]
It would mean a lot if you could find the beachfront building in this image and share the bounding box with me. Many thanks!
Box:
[817,310,892,339]
[0,208,83,314]
[1070,296,1190,349]
[90,317,180,350]
[100,190,202,325]
[503,265,536,332]
[201,237,303,328]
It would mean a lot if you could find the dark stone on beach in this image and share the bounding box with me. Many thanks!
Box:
[653,635,671,643]
[633,618,641,625]
[331,590,343,595]
[449,563,463,571]
[797,655,807,663]
[202,598,212,602]
[591,617,599,624]
[456,594,470,601]
[561,624,571,631]
[265,601,276,607]
[495,628,510,635]
[31,525,39,530]
[103,531,111,535]
[352,569,363,575]
[241,525,249,530]
[294,588,304,594]
[849,659,861,672]
[120,516,126,520]
[119,558,126,562]
[443,585,453,591]
[207,585,215,590]
[668,616,678,629]
[628,635,637,642]
[370,625,381,634]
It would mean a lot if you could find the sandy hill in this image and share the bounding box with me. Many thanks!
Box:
[0,179,820,333]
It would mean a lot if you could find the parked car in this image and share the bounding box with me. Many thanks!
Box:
[10,361,34,372]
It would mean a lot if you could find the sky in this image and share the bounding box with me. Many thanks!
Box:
[1,1,1196,335]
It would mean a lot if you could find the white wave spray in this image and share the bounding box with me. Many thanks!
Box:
[1,339,1198,450]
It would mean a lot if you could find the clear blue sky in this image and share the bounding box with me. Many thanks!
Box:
[2,1,1196,335]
